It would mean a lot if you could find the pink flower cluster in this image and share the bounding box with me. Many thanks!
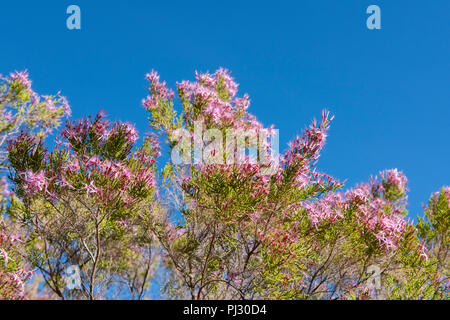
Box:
[444,186,450,201]
[433,186,450,203]
[283,110,332,169]
[358,198,409,251]
[275,110,341,193]
[15,113,158,209]
[301,170,413,252]
[62,112,137,146]
[177,68,256,128]
[0,221,33,300]
[9,70,32,89]
[0,70,71,140]
[143,68,260,130]
[142,70,175,110]
[22,170,48,196]
[0,108,15,126]
[302,193,345,228]
[380,169,408,193]
[42,94,72,118]
[5,71,72,121]
[77,155,156,202]
[121,122,139,143]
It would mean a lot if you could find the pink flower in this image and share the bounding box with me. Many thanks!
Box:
[123,122,139,143]
[380,169,408,192]
[22,170,48,195]
[283,110,332,170]
[345,184,370,205]
[60,176,73,189]
[84,180,98,195]
[65,159,80,173]
[143,70,174,110]
[60,96,72,117]
[174,69,258,128]
[9,70,32,89]
[42,95,57,112]
[0,248,11,268]
[441,186,450,202]
[302,193,344,228]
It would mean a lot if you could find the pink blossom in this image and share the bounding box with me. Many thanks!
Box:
[444,186,450,200]
[122,122,139,143]
[344,184,371,205]
[435,186,450,203]
[9,70,32,89]
[0,248,11,268]
[175,69,259,128]
[64,159,80,173]
[22,170,48,195]
[380,169,408,192]
[302,193,344,228]
[213,68,239,98]
[0,220,32,300]
[84,180,98,195]
[283,110,332,170]
[60,96,72,117]
[42,96,57,112]
[143,70,174,110]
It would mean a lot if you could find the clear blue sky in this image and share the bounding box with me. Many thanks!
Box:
[1,0,449,219]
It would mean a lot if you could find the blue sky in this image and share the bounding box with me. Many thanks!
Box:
[0,0,449,219]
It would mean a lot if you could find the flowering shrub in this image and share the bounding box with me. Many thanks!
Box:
[141,68,448,299]
[0,68,447,300]
[0,220,33,300]
[0,178,33,300]
[0,70,70,169]
[7,112,160,299]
